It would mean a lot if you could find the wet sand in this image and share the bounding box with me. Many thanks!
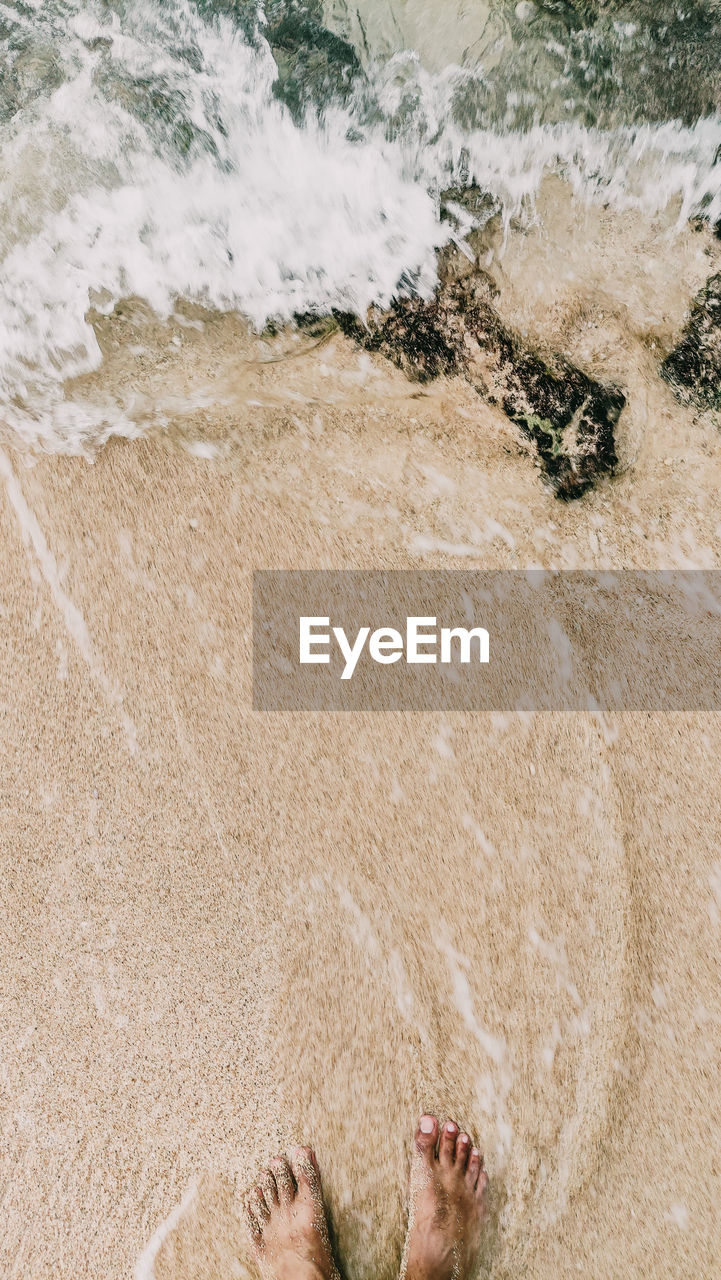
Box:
[2,196,721,1279]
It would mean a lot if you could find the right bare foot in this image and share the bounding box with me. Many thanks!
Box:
[244,1147,339,1280]
[401,1114,489,1280]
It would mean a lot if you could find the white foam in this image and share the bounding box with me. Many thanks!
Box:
[134,1181,198,1280]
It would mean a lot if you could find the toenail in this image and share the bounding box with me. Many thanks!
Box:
[471,1147,479,1158]
[419,1115,435,1133]
[459,1133,469,1143]
[445,1121,458,1133]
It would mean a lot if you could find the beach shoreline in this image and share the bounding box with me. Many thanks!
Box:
[2,2,721,1274]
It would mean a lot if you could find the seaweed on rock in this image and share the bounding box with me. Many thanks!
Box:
[335,270,626,501]
[662,273,721,411]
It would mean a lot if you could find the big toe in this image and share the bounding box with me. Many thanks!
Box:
[414,1114,439,1162]
[290,1146,321,1197]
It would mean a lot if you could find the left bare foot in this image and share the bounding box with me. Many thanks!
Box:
[244,1147,339,1280]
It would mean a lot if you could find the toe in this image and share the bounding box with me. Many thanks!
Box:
[269,1155,296,1205]
[456,1132,471,1170]
[414,1114,439,1162]
[467,1147,482,1188]
[260,1167,279,1208]
[290,1146,321,1195]
[243,1199,263,1246]
[249,1187,270,1222]
[476,1167,489,1202]
[438,1119,458,1167]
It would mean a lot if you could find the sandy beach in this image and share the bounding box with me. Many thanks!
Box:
[2,0,721,1271]
[2,276,721,1278]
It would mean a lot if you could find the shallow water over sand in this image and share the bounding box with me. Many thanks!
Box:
[2,360,720,1276]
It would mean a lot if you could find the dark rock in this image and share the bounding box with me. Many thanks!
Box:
[335,274,626,500]
[190,2,362,120]
[662,273,721,410]
[93,67,221,163]
[714,148,721,241]
[84,37,113,53]
[267,16,361,120]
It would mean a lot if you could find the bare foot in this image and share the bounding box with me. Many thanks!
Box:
[244,1146,339,1280]
[401,1115,489,1280]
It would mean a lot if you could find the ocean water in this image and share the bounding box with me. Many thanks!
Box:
[0,0,720,449]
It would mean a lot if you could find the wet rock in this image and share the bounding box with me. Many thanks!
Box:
[0,38,64,122]
[714,146,721,241]
[267,15,361,120]
[335,272,626,500]
[191,1,362,120]
[662,272,721,410]
[93,67,221,163]
[84,37,113,54]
